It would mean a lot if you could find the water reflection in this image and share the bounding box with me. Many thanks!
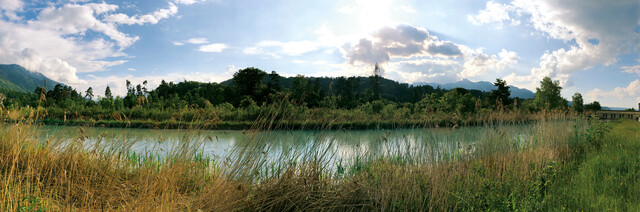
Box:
[37,124,533,165]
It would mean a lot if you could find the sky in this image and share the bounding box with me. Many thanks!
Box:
[0,0,639,108]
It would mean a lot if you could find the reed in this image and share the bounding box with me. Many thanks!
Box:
[0,104,635,211]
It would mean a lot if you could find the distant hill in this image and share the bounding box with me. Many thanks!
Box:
[0,64,61,93]
[414,79,535,99]
[601,106,630,111]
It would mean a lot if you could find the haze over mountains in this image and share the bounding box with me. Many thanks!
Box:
[413,79,535,99]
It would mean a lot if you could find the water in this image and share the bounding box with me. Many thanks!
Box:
[36,124,534,165]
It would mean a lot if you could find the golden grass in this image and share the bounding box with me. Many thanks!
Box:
[0,107,585,211]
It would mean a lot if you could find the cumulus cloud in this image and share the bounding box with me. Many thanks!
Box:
[103,3,178,25]
[343,24,518,81]
[587,79,640,107]
[427,41,463,57]
[471,0,640,87]
[0,0,23,20]
[198,43,227,53]
[388,59,461,84]
[0,2,185,85]
[344,25,433,66]
[467,1,519,27]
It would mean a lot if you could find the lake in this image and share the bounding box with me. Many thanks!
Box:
[34,123,539,167]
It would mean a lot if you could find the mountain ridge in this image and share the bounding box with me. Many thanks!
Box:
[413,79,535,99]
[0,64,61,93]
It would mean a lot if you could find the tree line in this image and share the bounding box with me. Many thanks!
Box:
[1,67,603,122]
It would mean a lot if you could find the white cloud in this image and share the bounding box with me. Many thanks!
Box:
[459,50,498,79]
[0,0,22,11]
[398,5,416,13]
[621,57,640,76]
[467,1,519,27]
[587,79,640,107]
[224,65,236,75]
[343,24,518,80]
[127,68,136,71]
[104,3,178,25]
[496,49,519,70]
[185,37,208,44]
[173,0,212,5]
[198,43,227,52]
[172,41,185,46]
[622,64,640,76]
[0,0,23,20]
[471,0,640,87]
[344,25,434,66]
[387,59,461,84]
[85,69,235,98]
[292,60,306,64]
[0,1,184,85]
[503,73,537,91]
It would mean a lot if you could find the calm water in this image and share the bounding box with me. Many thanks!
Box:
[35,124,534,164]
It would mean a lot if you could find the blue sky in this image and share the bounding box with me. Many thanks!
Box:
[0,0,638,107]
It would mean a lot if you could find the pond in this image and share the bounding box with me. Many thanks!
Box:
[35,123,538,166]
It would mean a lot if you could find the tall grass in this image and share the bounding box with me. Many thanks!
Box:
[0,104,635,210]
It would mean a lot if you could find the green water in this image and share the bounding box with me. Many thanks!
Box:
[35,124,535,164]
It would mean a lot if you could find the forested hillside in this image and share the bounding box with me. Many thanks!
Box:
[0,64,60,93]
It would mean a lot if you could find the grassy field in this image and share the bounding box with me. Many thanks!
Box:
[0,113,638,210]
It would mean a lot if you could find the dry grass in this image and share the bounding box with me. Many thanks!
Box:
[0,106,587,211]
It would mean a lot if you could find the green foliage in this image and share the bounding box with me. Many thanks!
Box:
[233,67,267,102]
[104,86,113,99]
[534,77,568,110]
[547,120,640,210]
[489,78,511,107]
[0,64,60,93]
[438,88,476,114]
[572,92,584,113]
[585,101,602,111]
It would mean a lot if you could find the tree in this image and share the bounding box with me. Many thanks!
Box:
[126,80,134,96]
[533,77,567,110]
[291,74,308,103]
[438,88,476,114]
[85,87,94,100]
[584,101,601,111]
[266,71,281,92]
[105,86,113,100]
[490,78,511,108]
[233,67,267,100]
[571,92,584,113]
[370,63,382,100]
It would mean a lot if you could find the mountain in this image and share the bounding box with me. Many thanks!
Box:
[414,79,535,99]
[0,64,61,93]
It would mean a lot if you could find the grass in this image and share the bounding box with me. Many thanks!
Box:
[6,104,577,130]
[544,119,640,210]
[0,106,638,210]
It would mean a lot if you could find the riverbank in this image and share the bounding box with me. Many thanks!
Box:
[3,107,577,130]
[1,118,637,210]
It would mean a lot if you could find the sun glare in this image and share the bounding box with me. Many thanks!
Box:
[355,0,395,32]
